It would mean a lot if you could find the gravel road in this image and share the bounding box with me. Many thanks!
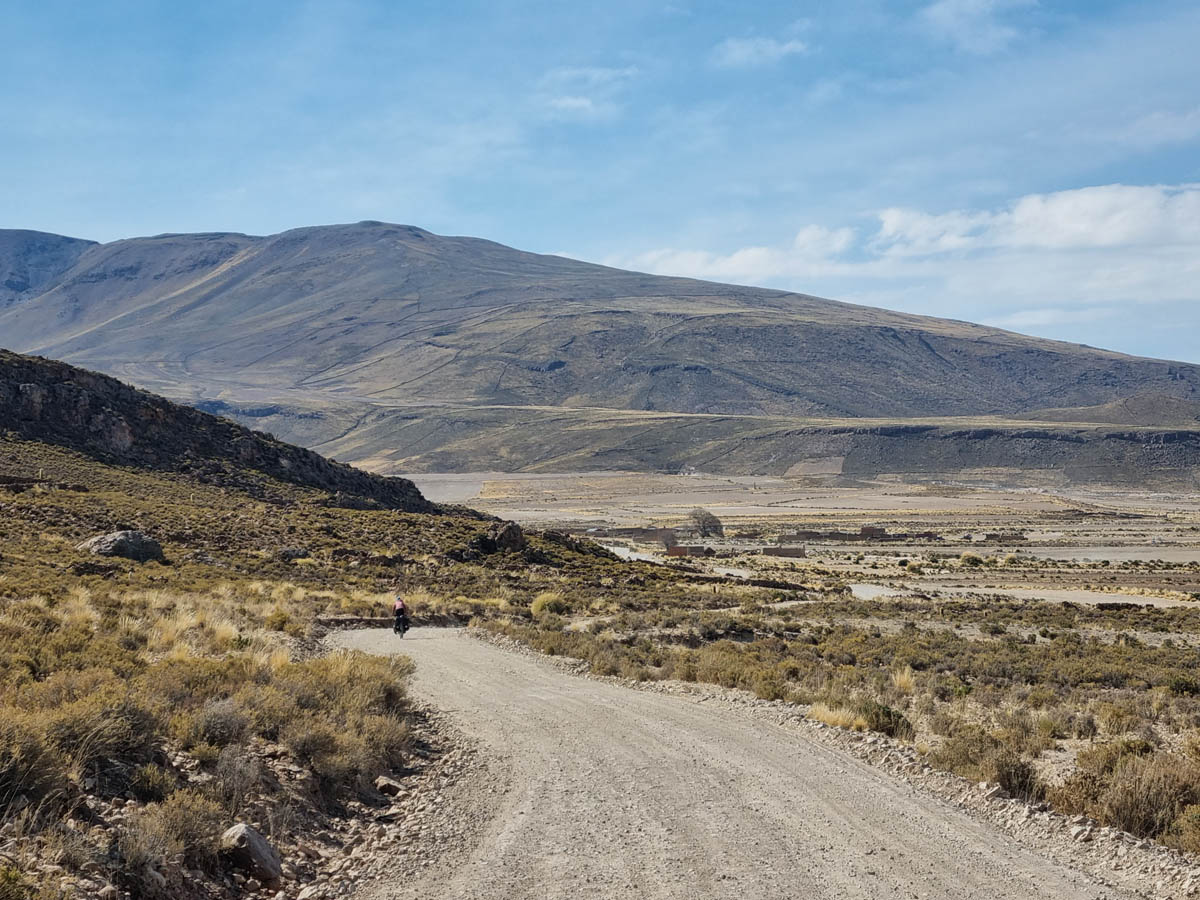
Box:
[335,628,1137,900]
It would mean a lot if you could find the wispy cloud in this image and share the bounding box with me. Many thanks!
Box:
[606,184,1200,328]
[538,65,639,120]
[984,306,1117,330]
[919,0,1036,55]
[711,36,807,68]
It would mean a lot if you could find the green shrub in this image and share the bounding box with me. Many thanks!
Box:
[857,699,914,741]
[928,726,1044,801]
[128,763,175,804]
[982,748,1043,802]
[1171,675,1200,696]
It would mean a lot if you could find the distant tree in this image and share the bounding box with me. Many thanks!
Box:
[688,507,724,538]
[658,528,678,550]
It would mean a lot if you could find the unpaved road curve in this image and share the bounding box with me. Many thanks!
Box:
[336,629,1133,900]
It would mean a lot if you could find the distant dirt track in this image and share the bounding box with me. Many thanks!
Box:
[335,628,1135,900]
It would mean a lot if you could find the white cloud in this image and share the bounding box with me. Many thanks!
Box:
[711,36,807,68]
[876,184,1200,254]
[605,184,1200,331]
[538,66,638,120]
[919,0,1036,55]
[615,224,856,283]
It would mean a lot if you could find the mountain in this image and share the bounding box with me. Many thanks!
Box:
[0,229,96,305]
[1,221,1198,480]
[0,348,432,512]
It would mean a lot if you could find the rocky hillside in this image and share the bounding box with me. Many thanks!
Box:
[0,229,96,305]
[1,222,1197,421]
[0,349,433,512]
[3,221,1199,478]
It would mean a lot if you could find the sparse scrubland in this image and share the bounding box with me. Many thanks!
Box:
[8,413,1200,896]
[469,544,1200,857]
[0,438,638,898]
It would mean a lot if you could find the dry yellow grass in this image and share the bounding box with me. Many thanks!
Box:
[891,666,916,695]
[807,703,868,731]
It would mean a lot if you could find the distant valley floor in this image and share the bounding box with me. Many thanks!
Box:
[205,397,1200,490]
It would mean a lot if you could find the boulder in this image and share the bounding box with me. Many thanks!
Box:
[76,530,164,563]
[374,775,404,796]
[220,824,282,885]
[489,521,527,552]
[458,520,527,558]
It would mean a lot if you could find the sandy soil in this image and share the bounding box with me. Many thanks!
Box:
[335,628,1137,900]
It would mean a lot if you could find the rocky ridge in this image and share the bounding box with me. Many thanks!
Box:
[0,349,432,512]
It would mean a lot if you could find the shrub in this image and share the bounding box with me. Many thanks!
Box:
[120,789,225,876]
[531,591,571,617]
[1077,738,1154,777]
[929,726,1044,800]
[1171,675,1200,696]
[982,748,1043,802]
[0,868,31,900]
[129,764,175,804]
[857,700,915,741]
[214,746,259,813]
[1164,804,1200,853]
[752,671,788,701]
[42,694,159,770]
[0,715,67,812]
[1097,754,1200,839]
[183,698,248,748]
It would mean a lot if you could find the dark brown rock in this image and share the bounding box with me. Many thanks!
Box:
[76,530,164,563]
[220,824,282,885]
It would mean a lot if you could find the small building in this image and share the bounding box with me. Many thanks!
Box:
[761,546,807,558]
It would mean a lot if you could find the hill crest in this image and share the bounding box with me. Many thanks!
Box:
[2,221,1198,476]
[0,348,432,512]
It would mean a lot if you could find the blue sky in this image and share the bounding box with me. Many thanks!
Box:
[3,0,1199,361]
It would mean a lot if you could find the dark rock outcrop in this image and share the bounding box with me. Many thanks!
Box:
[76,531,164,563]
[0,350,433,513]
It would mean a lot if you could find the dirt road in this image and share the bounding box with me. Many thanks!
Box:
[335,628,1135,900]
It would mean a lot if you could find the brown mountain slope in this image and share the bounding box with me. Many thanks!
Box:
[1,222,1197,421]
[0,349,432,512]
[1026,394,1200,426]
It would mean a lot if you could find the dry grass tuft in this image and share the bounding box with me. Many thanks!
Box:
[807,703,868,731]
